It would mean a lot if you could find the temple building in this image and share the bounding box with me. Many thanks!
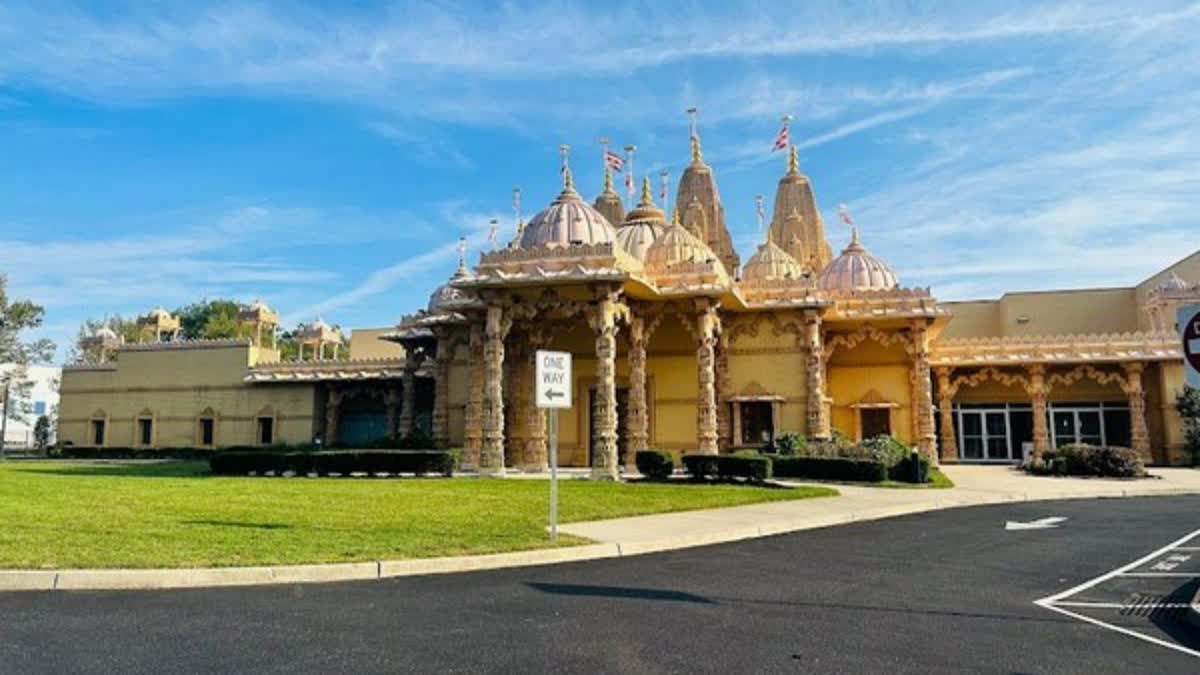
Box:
[57,125,1200,474]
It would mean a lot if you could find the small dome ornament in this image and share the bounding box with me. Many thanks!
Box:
[742,238,806,282]
[616,177,666,261]
[644,210,719,274]
[518,149,618,250]
[427,261,473,314]
[817,226,899,293]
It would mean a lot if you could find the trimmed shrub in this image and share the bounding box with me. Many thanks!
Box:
[635,450,675,481]
[1024,443,1144,478]
[889,453,931,483]
[58,447,217,461]
[682,453,773,483]
[773,456,888,482]
[209,450,458,477]
[857,435,910,468]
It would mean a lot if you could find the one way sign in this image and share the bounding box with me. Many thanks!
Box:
[536,350,572,409]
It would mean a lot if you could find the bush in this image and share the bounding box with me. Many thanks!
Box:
[762,432,806,456]
[57,447,217,461]
[1024,443,1145,478]
[857,435,910,468]
[209,450,459,477]
[635,450,675,481]
[682,453,772,483]
[1177,386,1200,465]
[889,453,931,483]
[772,456,888,482]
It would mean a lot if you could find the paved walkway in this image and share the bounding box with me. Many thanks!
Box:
[558,465,1200,554]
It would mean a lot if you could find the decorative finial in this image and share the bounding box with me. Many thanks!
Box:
[755,195,765,233]
[598,137,616,193]
[456,236,467,270]
[639,176,653,205]
[659,169,670,214]
[623,145,637,205]
[559,144,573,190]
[772,114,792,153]
[687,107,703,165]
[788,144,799,175]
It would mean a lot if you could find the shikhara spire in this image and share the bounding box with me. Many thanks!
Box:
[787,144,799,175]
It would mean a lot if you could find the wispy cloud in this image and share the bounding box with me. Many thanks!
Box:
[364,121,475,169]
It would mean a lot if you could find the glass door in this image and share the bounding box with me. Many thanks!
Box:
[957,409,1012,461]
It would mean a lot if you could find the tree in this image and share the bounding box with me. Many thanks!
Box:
[174,299,243,340]
[0,275,55,431]
[33,414,51,453]
[70,315,140,364]
[1177,386,1200,465]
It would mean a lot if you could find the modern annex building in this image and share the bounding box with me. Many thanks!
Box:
[58,132,1200,475]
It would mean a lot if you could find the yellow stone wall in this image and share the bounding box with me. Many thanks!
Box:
[348,327,405,360]
[59,342,318,448]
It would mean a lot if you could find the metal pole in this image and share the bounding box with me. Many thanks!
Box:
[0,381,10,462]
[549,409,558,542]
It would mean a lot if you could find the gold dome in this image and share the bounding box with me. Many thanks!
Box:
[644,214,720,274]
[742,239,806,282]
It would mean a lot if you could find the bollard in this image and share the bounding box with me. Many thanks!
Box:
[911,448,921,484]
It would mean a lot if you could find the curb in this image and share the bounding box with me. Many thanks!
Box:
[2,488,1198,593]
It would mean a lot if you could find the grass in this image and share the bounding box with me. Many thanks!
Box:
[877,468,956,489]
[0,461,836,569]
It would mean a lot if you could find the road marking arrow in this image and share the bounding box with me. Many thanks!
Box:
[1005,516,1067,531]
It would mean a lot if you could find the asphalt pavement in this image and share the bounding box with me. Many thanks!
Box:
[3,495,1199,674]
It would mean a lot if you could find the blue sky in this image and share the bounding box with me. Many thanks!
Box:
[2,1,1198,360]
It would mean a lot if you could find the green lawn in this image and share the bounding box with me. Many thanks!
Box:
[0,461,836,569]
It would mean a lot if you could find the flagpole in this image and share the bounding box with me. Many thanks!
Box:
[660,169,670,214]
[512,187,522,243]
[755,195,765,233]
[624,144,636,208]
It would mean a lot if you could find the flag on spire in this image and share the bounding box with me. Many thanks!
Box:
[456,236,467,268]
[604,150,624,172]
[755,195,765,232]
[837,203,854,227]
[623,145,637,202]
[659,170,670,212]
[772,114,793,152]
[487,219,498,245]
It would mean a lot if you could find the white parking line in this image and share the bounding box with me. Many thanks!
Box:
[1119,572,1197,578]
[1035,527,1200,659]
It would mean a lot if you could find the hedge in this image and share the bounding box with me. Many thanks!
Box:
[209,450,459,477]
[682,453,772,483]
[635,450,675,481]
[771,456,888,482]
[888,454,931,484]
[55,447,217,461]
[1025,444,1144,478]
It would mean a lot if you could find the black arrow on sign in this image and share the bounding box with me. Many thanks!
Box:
[545,389,564,400]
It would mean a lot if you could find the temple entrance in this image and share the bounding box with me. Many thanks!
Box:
[337,391,389,446]
[589,387,629,467]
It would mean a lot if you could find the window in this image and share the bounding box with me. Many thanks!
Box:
[860,408,891,440]
[137,418,153,446]
[739,402,774,445]
[256,417,274,445]
[199,418,215,447]
[90,419,106,446]
[33,401,46,416]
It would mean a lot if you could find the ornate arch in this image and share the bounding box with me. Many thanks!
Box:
[823,323,912,359]
[945,367,1030,398]
[1046,364,1129,392]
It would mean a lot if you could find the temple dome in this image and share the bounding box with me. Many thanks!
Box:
[818,229,899,292]
[742,239,806,282]
[427,265,473,313]
[644,217,719,273]
[519,170,617,250]
[616,177,666,261]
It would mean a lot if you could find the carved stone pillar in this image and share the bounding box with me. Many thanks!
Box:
[1122,362,1152,463]
[324,385,343,446]
[523,333,548,472]
[398,347,419,439]
[716,332,731,451]
[384,386,401,439]
[506,341,528,467]
[803,311,831,440]
[1027,364,1050,461]
[480,305,509,476]
[589,296,621,480]
[910,322,937,461]
[626,315,649,464]
[695,300,720,455]
[432,335,451,449]
[935,367,957,463]
[463,322,484,469]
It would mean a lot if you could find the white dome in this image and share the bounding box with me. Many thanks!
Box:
[615,222,663,262]
[645,219,719,273]
[742,239,805,282]
[818,229,899,292]
[427,266,473,313]
[518,170,617,249]
[94,326,119,341]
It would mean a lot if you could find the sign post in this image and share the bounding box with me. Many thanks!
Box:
[535,350,572,541]
[1180,304,1200,389]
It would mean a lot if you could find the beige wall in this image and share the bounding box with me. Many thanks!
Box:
[59,342,318,448]
[349,328,405,360]
[941,288,1139,339]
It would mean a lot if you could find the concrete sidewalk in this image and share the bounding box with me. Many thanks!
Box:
[558,465,1200,553]
[3,465,1198,592]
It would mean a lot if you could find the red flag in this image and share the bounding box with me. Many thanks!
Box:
[837,204,854,227]
[772,124,789,152]
[604,150,624,172]
[624,172,634,196]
